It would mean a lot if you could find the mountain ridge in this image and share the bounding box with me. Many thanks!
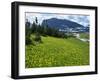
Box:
[42,18,85,29]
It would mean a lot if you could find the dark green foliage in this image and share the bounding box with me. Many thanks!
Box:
[31,22,37,33]
[34,32,42,42]
[26,36,32,45]
[25,20,31,36]
[35,17,38,24]
[25,20,32,45]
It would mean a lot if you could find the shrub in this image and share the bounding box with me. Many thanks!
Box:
[34,32,42,42]
[26,36,32,45]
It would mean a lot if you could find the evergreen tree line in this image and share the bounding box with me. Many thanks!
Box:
[31,23,67,38]
[25,17,74,45]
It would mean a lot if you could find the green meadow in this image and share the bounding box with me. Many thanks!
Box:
[25,36,89,68]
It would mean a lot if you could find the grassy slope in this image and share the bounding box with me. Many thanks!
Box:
[80,33,89,39]
[25,36,89,68]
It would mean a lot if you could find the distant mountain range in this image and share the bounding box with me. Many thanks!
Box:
[42,18,89,33]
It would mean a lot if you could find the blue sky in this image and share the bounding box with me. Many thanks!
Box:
[25,12,90,27]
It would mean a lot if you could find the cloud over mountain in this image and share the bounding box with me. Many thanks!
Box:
[26,12,90,27]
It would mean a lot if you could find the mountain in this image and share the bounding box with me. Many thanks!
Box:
[42,18,84,29]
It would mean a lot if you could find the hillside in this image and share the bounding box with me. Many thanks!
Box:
[25,36,89,68]
[42,18,84,29]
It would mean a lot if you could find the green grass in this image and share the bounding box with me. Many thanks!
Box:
[25,36,89,68]
[80,33,89,39]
